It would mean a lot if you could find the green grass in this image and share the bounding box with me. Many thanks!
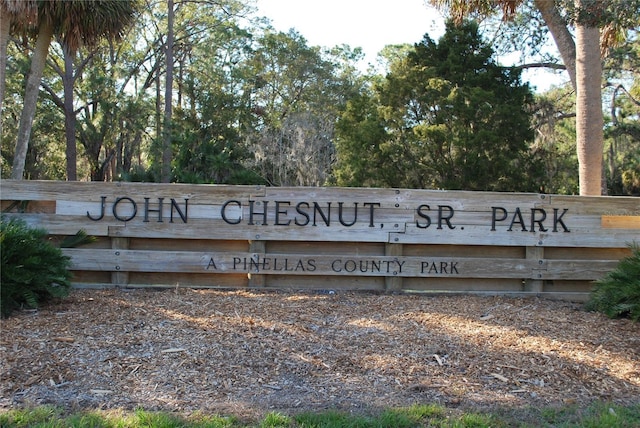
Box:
[0,402,638,428]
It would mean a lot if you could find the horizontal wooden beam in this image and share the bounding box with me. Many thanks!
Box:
[3,181,637,248]
[62,249,615,281]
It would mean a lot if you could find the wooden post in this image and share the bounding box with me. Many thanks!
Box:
[111,236,130,287]
[248,240,266,288]
[525,246,545,293]
[385,243,403,292]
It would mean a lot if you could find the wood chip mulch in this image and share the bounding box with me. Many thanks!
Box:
[1,288,639,419]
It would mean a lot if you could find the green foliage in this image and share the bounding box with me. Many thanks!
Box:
[242,30,365,186]
[603,36,640,197]
[171,108,265,185]
[0,406,63,427]
[1,402,639,427]
[376,404,448,427]
[607,146,640,196]
[260,412,291,427]
[3,0,638,186]
[59,229,98,248]
[1,40,67,180]
[333,90,391,187]
[536,401,640,427]
[0,217,72,318]
[585,243,640,321]
[334,20,543,191]
[0,406,238,428]
[530,88,580,195]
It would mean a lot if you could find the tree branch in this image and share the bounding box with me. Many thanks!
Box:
[513,62,567,71]
[40,81,64,110]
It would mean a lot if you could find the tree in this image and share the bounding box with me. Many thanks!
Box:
[242,30,364,185]
[9,0,138,180]
[43,30,157,182]
[574,0,604,195]
[140,0,251,182]
[161,0,174,183]
[7,0,52,180]
[334,20,541,191]
[530,87,580,194]
[333,90,390,187]
[46,42,104,181]
[166,19,260,184]
[429,0,640,195]
[603,30,640,195]
[0,0,37,143]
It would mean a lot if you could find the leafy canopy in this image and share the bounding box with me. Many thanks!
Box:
[334,19,543,191]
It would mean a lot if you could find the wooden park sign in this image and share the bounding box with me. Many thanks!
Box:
[2,180,638,300]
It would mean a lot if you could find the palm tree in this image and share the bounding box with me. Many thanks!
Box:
[9,0,138,180]
[575,3,604,195]
[429,0,619,196]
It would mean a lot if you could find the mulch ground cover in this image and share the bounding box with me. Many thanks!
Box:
[1,288,639,419]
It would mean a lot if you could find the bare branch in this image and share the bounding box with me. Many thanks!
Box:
[512,62,567,71]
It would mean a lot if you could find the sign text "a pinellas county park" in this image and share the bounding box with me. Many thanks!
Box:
[85,195,571,233]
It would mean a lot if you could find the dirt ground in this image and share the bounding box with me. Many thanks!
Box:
[1,288,639,419]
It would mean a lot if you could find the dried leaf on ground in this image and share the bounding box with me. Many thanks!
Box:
[1,289,638,418]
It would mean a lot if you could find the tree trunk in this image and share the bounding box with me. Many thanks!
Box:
[11,20,54,179]
[0,9,10,141]
[575,2,604,196]
[534,0,577,89]
[161,0,174,183]
[63,44,77,181]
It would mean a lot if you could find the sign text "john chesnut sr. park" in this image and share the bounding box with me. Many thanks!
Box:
[86,196,571,233]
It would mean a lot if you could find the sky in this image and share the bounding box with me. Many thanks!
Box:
[255,0,566,92]
[256,0,446,67]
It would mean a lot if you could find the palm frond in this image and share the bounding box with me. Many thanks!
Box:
[60,229,97,248]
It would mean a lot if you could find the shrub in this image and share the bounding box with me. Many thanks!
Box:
[1,217,72,317]
[585,243,640,321]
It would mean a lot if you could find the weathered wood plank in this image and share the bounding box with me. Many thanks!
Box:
[5,181,634,247]
[64,247,621,283]
[1,179,265,201]
[267,241,385,256]
[391,223,636,248]
[402,289,592,302]
[2,213,111,235]
[548,194,640,215]
[544,246,631,260]
[106,221,399,242]
[263,275,384,291]
[1,200,55,213]
[542,260,619,280]
[403,277,524,292]
[391,225,548,247]
[128,272,247,288]
[66,249,614,280]
[403,244,525,258]
[601,215,640,229]
[16,208,631,247]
